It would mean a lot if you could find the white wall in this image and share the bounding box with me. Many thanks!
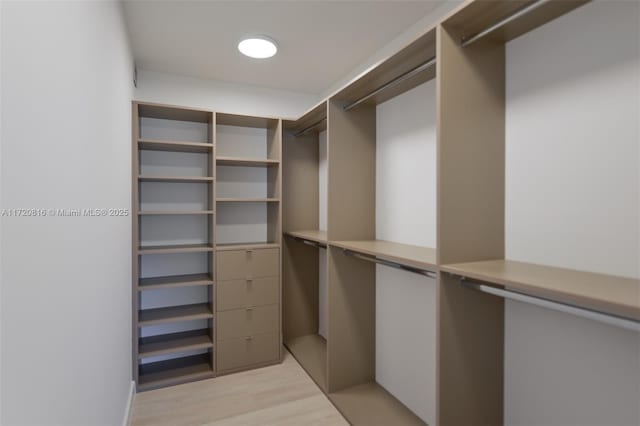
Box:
[1,1,134,425]
[505,1,640,425]
[375,81,438,425]
[135,69,318,120]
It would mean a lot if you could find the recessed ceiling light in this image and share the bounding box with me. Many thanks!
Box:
[238,36,278,59]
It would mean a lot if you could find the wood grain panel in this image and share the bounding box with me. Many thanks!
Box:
[326,246,375,393]
[326,99,375,241]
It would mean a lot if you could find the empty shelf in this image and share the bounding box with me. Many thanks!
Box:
[138,303,213,326]
[216,198,279,203]
[139,329,213,359]
[138,244,214,255]
[216,156,280,167]
[138,353,213,391]
[285,334,327,392]
[138,176,213,183]
[286,230,327,245]
[216,242,280,251]
[138,273,214,291]
[330,240,437,272]
[138,210,214,215]
[138,138,213,153]
[329,382,426,426]
[441,260,640,321]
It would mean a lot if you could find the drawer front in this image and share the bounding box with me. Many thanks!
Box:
[216,333,280,371]
[216,248,279,281]
[217,304,279,340]
[216,276,279,311]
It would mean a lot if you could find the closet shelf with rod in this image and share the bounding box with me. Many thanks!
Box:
[285,230,328,246]
[441,260,640,323]
[137,243,215,255]
[329,240,437,274]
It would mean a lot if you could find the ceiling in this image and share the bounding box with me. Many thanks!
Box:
[122,1,444,94]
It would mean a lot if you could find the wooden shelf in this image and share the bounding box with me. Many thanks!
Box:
[138,353,213,391]
[138,273,214,291]
[216,198,279,203]
[329,382,426,426]
[138,244,214,255]
[329,240,437,272]
[138,175,213,183]
[216,242,280,251]
[441,259,640,321]
[139,329,213,359]
[285,334,327,392]
[138,138,213,153]
[138,210,214,215]
[216,156,279,167]
[286,230,327,245]
[138,303,213,326]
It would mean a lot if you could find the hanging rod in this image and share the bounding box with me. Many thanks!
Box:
[343,249,437,279]
[460,0,552,47]
[343,56,437,112]
[293,118,327,137]
[293,236,326,249]
[459,278,640,332]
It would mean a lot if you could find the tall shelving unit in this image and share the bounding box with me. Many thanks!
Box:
[132,102,215,391]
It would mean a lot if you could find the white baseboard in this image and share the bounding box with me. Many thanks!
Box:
[122,380,136,426]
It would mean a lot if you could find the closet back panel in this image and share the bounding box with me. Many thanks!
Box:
[216,166,269,198]
[375,80,438,425]
[140,182,210,211]
[504,2,640,424]
[216,125,267,158]
[140,150,209,177]
[140,215,210,247]
[216,203,268,244]
[140,117,209,143]
[140,252,210,278]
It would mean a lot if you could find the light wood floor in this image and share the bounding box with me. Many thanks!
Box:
[131,351,348,426]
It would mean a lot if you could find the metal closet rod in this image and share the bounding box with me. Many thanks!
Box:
[293,118,327,138]
[343,249,437,279]
[343,56,437,112]
[293,236,326,249]
[460,278,640,332]
[460,0,552,47]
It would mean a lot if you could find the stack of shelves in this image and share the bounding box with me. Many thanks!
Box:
[133,102,215,391]
[215,113,281,250]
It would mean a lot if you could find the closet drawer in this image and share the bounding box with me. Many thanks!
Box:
[217,276,279,311]
[216,248,279,281]
[217,304,279,340]
[216,332,280,372]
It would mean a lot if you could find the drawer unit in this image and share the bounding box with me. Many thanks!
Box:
[216,276,279,311]
[217,304,279,340]
[216,248,279,281]
[216,332,280,372]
